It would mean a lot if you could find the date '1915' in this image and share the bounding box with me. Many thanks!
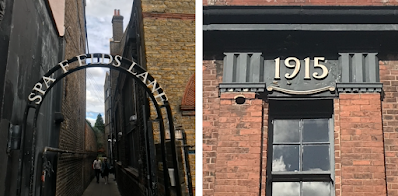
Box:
[274,57,328,80]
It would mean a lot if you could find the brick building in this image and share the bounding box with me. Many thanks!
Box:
[105,0,195,195]
[203,2,398,196]
[0,0,95,195]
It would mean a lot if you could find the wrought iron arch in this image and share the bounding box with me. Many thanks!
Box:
[20,53,182,196]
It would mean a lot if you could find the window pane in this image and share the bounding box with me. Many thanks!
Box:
[302,145,330,171]
[303,182,330,196]
[273,145,299,172]
[274,120,299,143]
[272,182,300,196]
[302,119,329,142]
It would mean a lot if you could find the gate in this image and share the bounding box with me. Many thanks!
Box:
[19,53,183,196]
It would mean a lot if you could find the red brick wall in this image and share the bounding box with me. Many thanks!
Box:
[335,93,386,196]
[334,99,342,196]
[381,58,398,196]
[204,57,390,196]
[204,0,398,6]
[203,60,221,196]
[203,60,268,196]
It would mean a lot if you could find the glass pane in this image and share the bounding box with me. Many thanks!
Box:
[273,145,299,172]
[303,182,330,196]
[274,120,299,143]
[302,145,330,171]
[272,182,300,196]
[302,119,329,142]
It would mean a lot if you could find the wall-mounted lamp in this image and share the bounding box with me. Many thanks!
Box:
[118,132,123,136]
[129,114,137,126]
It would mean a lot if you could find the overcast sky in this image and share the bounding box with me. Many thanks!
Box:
[85,0,134,125]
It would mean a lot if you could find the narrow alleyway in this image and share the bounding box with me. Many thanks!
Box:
[82,174,121,196]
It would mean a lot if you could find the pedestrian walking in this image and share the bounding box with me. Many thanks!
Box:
[92,157,102,183]
[102,158,110,184]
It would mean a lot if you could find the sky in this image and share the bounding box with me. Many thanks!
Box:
[85,0,134,125]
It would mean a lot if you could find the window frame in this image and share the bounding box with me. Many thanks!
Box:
[266,101,335,196]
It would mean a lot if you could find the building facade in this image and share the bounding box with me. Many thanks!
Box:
[0,0,94,196]
[105,0,195,195]
[203,2,398,196]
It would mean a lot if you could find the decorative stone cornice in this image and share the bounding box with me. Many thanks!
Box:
[336,83,383,93]
[219,83,266,93]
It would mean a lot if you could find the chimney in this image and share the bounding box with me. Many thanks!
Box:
[112,9,124,41]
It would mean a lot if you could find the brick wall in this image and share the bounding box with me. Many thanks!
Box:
[203,60,268,196]
[334,99,342,196]
[85,122,98,152]
[55,0,88,195]
[203,60,220,196]
[204,56,391,196]
[335,94,386,196]
[204,0,398,6]
[381,58,398,196]
[142,0,195,191]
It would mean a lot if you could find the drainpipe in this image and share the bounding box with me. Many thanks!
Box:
[258,100,265,196]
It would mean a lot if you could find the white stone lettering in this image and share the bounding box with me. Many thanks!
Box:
[136,72,148,84]
[42,76,56,89]
[76,54,87,66]
[28,93,42,104]
[127,62,137,75]
[147,79,162,94]
[90,54,94,64]
[33,83,46,95]
[107,54,113,64]
[112,55,121,67]
[31,54,169,105]
[58,60,69,73]
[154,92,167,102]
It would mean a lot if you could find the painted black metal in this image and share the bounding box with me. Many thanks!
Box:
[0,0,4,24]
[54,112,64,124]
[203,6,398,25]
[165,105,182,196]
[204,24,398,31]
[21,54,182,196]
[143,105,158,196]
[7,124,21,152]
[181,129,193,196]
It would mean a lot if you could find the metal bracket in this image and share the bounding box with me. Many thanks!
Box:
[6,121,21,154]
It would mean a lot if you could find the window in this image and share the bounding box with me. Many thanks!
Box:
[267,100,334,196]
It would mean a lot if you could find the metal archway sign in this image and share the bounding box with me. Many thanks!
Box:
[20,53,182,196]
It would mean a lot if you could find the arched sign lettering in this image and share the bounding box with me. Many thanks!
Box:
[21,53,181,196]
[28,53,167,106]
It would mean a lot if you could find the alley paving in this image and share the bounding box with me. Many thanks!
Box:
[82,174,121,196]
